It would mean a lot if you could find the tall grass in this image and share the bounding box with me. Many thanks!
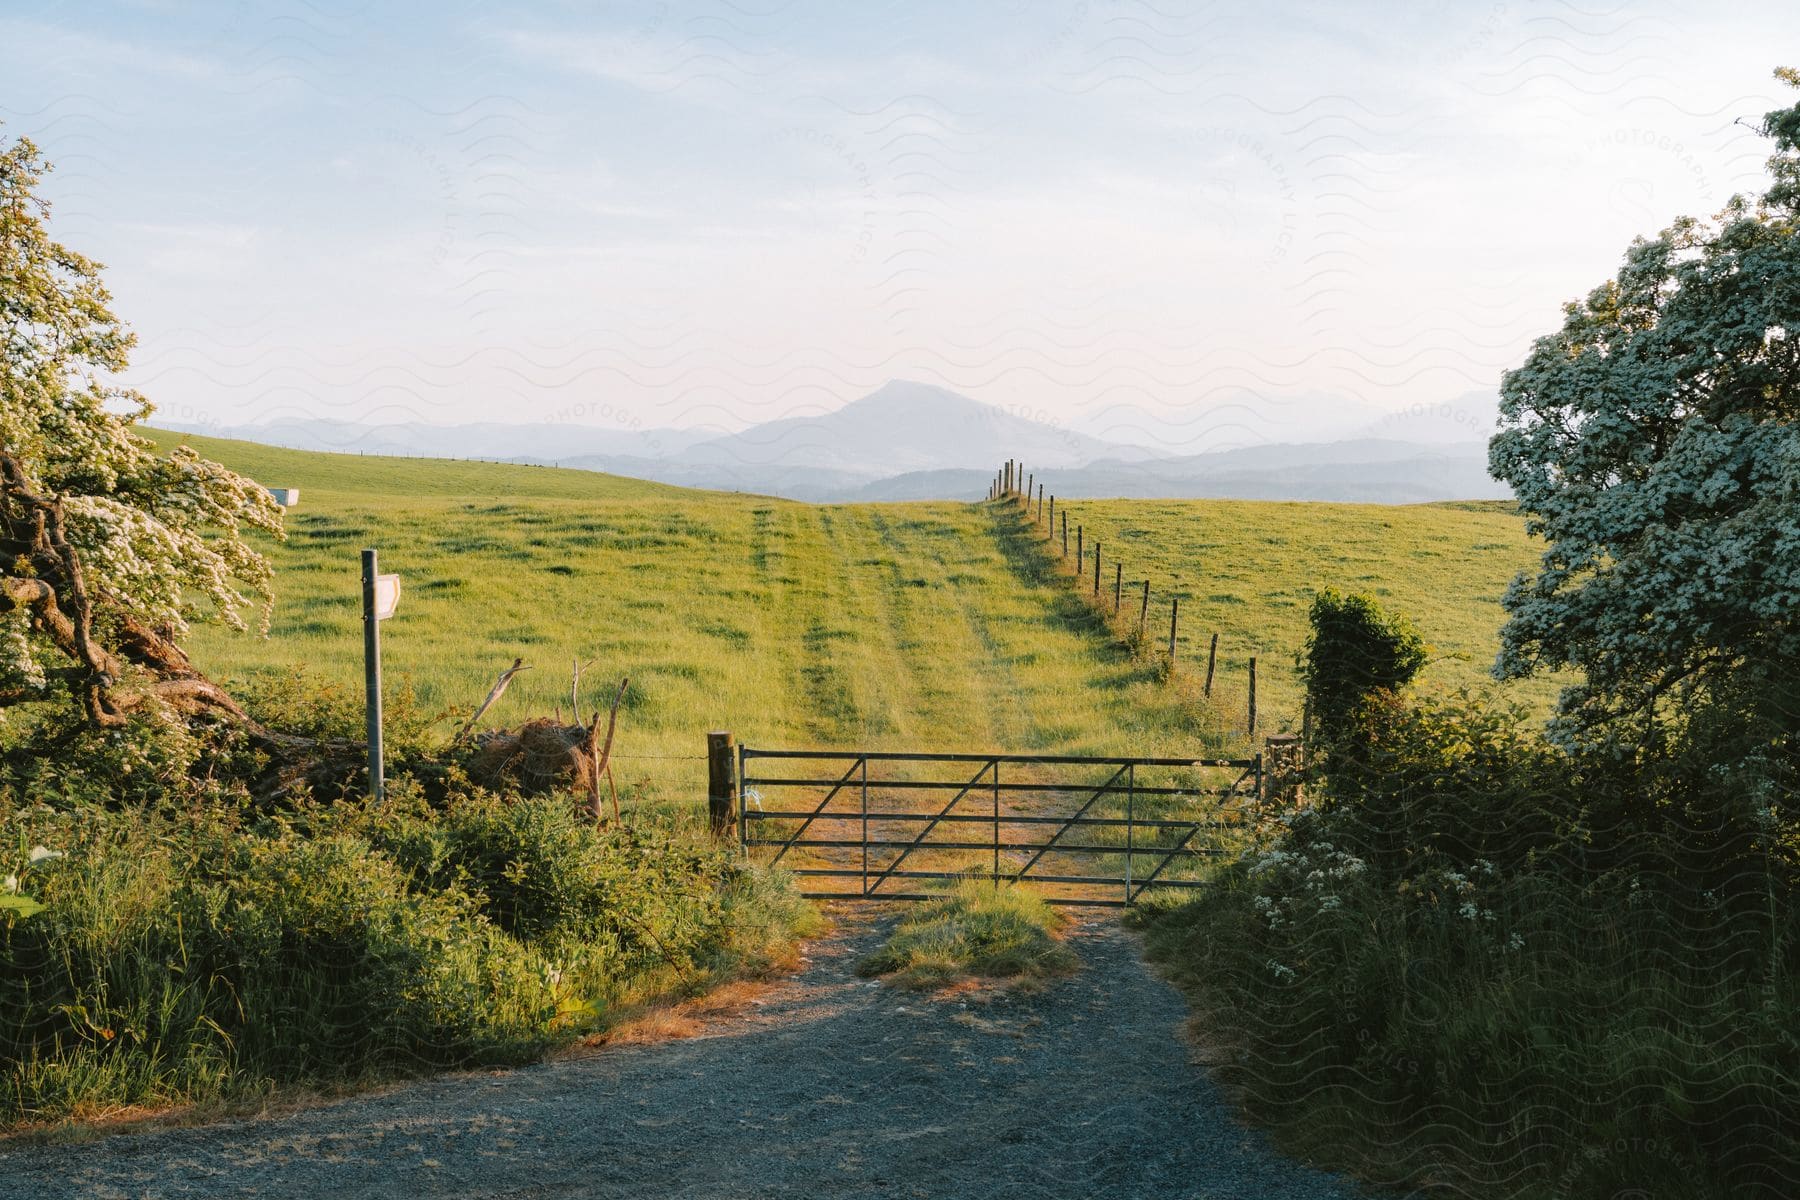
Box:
[1130,686,1800,1199]
[0,786,817,1126]
[1136,854,1797,1197]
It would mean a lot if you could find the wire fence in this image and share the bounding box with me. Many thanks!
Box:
[987,459,1275,739]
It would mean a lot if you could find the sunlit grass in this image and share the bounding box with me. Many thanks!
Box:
[856,878,1077,989]
[1005,492,1559,728]
[147,430,1551,807]
[146,430,1247,811]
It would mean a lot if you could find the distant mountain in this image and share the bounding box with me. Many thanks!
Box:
[853,439,1506,505]
[151,381,1509,504]
[675,380,1163,478]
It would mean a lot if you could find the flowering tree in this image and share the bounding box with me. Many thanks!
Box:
[1490,71,1800,750]
[0,133,284,728]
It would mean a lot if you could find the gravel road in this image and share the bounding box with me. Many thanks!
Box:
[0,908,1371,1200]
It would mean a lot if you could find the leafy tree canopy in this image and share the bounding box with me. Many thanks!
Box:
[0,132,282,727]
[1490,69,1800,750]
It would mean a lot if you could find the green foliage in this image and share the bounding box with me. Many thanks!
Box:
[856,878,1077,989]
[341,786,742,989]
[1310,691,1568,871]
[1140,671,1800,1197]
[1489,70,1800,757]
[0,134,283,704]
[1300,587,1429,748]
[1142,844,1797,1198]
[0,787,815,1125]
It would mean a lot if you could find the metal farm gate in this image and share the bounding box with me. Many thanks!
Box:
[738,748,1262,907]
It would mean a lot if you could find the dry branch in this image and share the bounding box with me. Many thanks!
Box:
[585,677,629,824]
[454,657,531,743]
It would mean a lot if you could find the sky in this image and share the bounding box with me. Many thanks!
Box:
[4,0,1798,454]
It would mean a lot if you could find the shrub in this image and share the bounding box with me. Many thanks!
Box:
[1300,587,1428,748]
[339,785,757,1009]
[0,781,817,1126]
[1139,685,1800,1197]
[0,804,558,1121]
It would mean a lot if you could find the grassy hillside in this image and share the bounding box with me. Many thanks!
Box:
[144,429,1553,806]
[144,429,1218,808]
[1006,492,1561,725]
[142,428,689,502]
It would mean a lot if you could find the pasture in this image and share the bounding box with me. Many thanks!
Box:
[1005,491,1562,723]
[147,430,1552,808]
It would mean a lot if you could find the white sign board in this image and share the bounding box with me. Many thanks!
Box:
[373,573,401,620]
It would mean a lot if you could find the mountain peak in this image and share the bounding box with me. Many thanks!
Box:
[844,379,988,415]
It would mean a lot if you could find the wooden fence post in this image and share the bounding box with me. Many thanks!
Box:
[1139,580,1149,632]
[1027,473,1033,503]
[1048,494,1055,530]
[1077,525,1083,566]
[1093,542,1101,596]
[1037,483,1044,521]
[1263,734,1304,809]
[1113,562,1122,611]
[1168,596,1179,663]
[1204,633,1218,697]
[1248,657,1258,736]
[1061,511,1068,556]
[707,730,737,838]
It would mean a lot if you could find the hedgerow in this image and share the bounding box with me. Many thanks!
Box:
[0,762,813,1125]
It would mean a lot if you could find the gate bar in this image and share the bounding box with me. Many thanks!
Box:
[768,757,864,866]
[1011,763,1127,885]
[744,811,1239,830]
[741,777,1204,797]
[1129,824,1205,902]
[865,759,996,896]
[743,749,1254,768]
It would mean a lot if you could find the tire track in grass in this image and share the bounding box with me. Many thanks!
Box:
[850,505,983,747]
[798,507,880,743]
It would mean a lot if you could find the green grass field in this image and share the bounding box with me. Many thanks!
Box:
[145,431,1222,807]
[144,429,1554,805]
[1004,491,1562,724]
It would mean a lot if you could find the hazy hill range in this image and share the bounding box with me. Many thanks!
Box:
[850,440,1504,503]
[157,380,1507,503]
